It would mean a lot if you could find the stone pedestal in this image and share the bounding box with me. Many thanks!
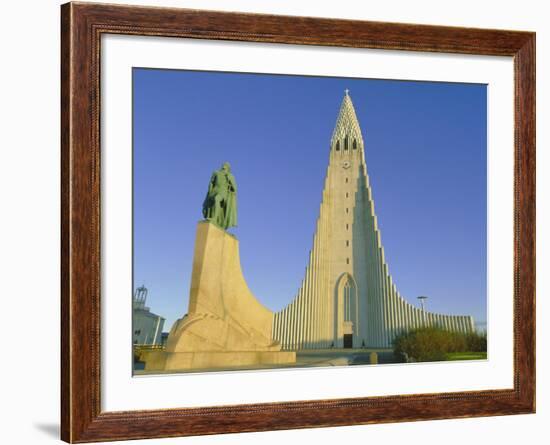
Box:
[143,221,295,371]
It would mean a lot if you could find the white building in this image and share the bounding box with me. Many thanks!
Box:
[133,286,165,345]
[272,92,475,350]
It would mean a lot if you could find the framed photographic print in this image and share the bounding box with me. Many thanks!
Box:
[61,2,535,442]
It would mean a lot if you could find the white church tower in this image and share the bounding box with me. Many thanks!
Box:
[272,91,475,350]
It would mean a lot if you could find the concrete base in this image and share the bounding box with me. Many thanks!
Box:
[143,350,296,372]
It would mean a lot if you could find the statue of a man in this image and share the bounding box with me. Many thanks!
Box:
[202,162,237,230]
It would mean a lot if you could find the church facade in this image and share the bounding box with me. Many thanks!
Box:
[272,92,475,350]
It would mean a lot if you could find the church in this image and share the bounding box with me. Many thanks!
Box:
[272,91,475,350]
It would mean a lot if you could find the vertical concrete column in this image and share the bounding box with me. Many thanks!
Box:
[302,260,310,348]
[286,303,293,349]
[292,302,300,349]
[378,247,386,347]
[395,289,403,334]
[298,297,303,348]
[306,249,314,346]
[276,313,281,342]
[319,218,325,347]
[397,294,404,336]
[368,227,376,346]
[306,279,312,347]
[281,309,287,349]
[391,294,396,337]
[463,317,469,334]
[314,221,321,348]
[380,248,387,347]
[389,281,395,346]
[374,246,383,347]
[305,251,312,347]
[383,274,390,347]
[387,281,395,346]
[311,230,318,348]
[286,304,292,350]
[319,215,325,348]
[314,227,321,347]
[384,272,391,347]
[378,260,385,347]
[460,317,466,333]
[279,312,284,344]
[298,273,305,348]
[324,211,330,347]
[322,215,328,347]
[273,313,278,344]
[451,315,458,332]
[393,287,400,343]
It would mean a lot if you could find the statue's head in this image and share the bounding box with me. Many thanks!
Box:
[221,162,231,172]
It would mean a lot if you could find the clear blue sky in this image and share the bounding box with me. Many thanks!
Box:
[133,68,487,333]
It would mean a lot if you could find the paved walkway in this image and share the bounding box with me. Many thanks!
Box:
[134,348,401,375]
[295,349,399,367]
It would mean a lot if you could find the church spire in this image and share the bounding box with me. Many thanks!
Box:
[331,90,364,150]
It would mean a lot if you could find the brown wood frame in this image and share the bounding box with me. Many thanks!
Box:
[61,1,536,442]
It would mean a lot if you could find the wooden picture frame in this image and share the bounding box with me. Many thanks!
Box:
[61,2,535,442]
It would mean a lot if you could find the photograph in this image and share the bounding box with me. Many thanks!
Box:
[132,69,488,374]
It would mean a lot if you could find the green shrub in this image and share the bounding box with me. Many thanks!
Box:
[465,331,487,352]
[393,327,486,362]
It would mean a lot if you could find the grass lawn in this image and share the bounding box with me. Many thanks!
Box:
[445,352,487,361]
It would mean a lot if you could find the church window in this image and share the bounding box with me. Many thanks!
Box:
[346,258,350,264]
[344,137,349,150]
[335,141,340,151]
[346,224,349,230]
[344,282,352,322]
[346,208,349,214]
[346,240,349,247]
[353,139,357,150]
[346,192,349,198]
[345,178,348,183]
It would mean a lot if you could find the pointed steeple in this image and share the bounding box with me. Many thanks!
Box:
[331,90,364,149]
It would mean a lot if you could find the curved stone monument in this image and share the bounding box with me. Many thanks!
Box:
[144,221,295,371]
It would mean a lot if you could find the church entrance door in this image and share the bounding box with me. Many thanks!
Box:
[343,334,353,348]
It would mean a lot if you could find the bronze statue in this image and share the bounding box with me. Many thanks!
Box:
[202,162,237,230]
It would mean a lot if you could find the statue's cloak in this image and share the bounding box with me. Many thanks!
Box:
[223,173,237,229]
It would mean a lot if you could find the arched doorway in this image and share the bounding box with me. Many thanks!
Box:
[335,273,358,349]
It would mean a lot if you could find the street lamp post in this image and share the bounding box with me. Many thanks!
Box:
[417,295,428,311]
[417,296,428,327]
